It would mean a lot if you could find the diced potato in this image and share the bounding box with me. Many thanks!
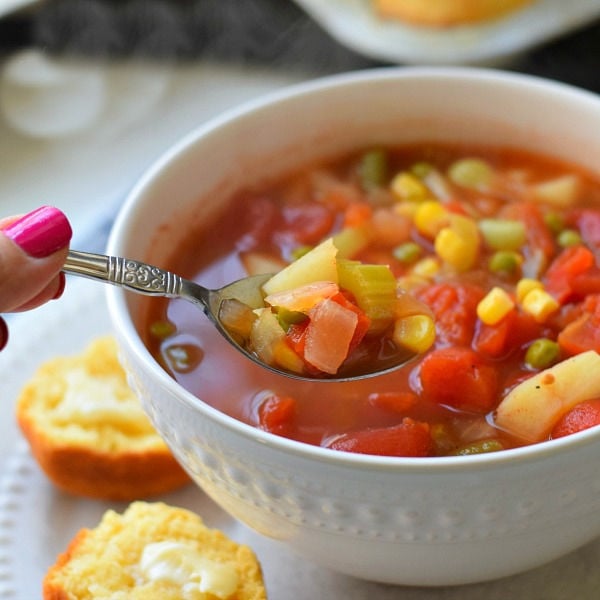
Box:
[494,350,600,442]
[530,174,581,208]
[240,251,287,276]
[262,238,338,296]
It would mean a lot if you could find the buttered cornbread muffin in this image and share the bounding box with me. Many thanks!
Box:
[43,502,267,600]
[16,336,189,500]
[374,0,536,26]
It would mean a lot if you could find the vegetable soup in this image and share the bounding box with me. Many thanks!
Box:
[143,143,600,457]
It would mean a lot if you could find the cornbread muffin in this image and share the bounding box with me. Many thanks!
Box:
[43,502,267,600]
[16,336,189,500]
[374,0,536,27]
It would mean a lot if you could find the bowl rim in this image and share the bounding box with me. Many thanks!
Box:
[106,65,600,474]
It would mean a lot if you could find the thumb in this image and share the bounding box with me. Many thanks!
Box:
[0,206,72,313]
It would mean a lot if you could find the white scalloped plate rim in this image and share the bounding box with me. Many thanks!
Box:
[291,0,600,65]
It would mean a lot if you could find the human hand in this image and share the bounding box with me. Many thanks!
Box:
[0,206,72,350]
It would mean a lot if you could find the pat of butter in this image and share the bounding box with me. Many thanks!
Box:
[139,541,238,599]
[52,368,144,426]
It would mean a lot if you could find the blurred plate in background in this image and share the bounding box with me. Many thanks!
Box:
[292,0,600,65]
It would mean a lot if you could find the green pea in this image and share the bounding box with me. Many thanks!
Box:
[149,320,176,339]
[393,242,422,264]
[544,211,565,234]
[488,250,522,274]
[557,229,582,248]
[410,161,434,178]
[525,338,560,369]
[276,308,307,332]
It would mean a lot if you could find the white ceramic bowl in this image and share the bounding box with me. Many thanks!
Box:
[106,67,600,586]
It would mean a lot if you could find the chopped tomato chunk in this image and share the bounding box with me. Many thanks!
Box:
[326,418,432,457]
[551,399,600,438]
[418,283,485,347]
[280,202,335,245]
[418,347,498,413]
[544,245,596,304]
[259,395,297,436]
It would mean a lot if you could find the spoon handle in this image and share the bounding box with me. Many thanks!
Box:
[64,249,184,298]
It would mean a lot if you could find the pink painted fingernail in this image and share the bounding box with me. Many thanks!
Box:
[52,272,66,300]
[0,317,8,352]
[2,206,72,258]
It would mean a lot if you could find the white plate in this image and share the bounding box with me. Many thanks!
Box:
[1,278,600,598]
[292,0,600,65]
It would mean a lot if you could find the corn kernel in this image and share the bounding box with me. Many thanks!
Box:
[413,201,449,239]
[516,278,544,303]
[396,274,431,291]
[477,287,515,325]
[393,314,436,354]
[521,289,560,323]
[273,340,305,374]
[411,256,441,278]
[390,172,429,201]
[434,215,479,272]
[393,201,419,219]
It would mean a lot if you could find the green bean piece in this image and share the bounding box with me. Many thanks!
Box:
[488,250,521,275]
[525,338,560,369]
[557,229,582,248]
[359,149,388,191]
[393,242,422,264]
[454,439,504,456]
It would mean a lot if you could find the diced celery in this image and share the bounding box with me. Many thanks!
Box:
[249,308,286,366]
[358,149,388,191]
[447,158,493,190]
[337,260,396,331]
[332,225,371,259]
[479,218,526,251]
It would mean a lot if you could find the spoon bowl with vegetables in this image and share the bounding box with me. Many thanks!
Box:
[64,242,433,382]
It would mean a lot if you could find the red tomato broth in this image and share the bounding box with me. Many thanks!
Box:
[142,142,600,457]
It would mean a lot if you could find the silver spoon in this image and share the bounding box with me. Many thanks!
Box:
[63,249,416,382]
